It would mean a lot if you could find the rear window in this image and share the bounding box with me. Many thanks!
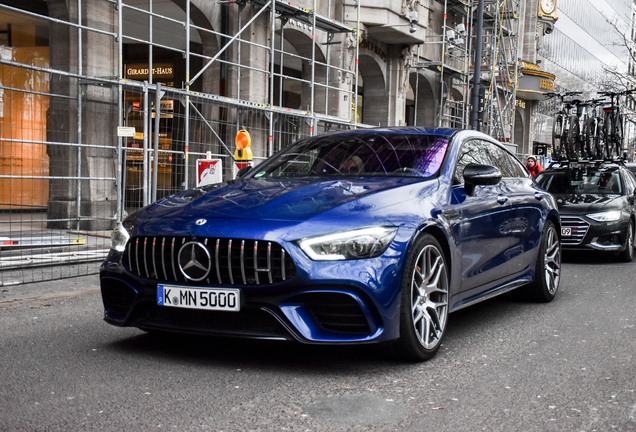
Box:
[247,133,449,179]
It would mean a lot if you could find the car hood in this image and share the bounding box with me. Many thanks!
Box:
[137,177,433,223]
[553,193,623,214]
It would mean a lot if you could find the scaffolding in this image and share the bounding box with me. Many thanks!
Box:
[0,0,365,285]
[420,0,521,142]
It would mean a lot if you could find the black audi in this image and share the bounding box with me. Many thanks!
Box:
[536,161,636,261]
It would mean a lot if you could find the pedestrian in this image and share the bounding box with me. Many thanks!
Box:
[526,156,543,177]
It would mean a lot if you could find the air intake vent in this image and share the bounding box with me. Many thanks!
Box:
[304,293,370,335]
[122,236,296,286]
[101,278,137,316]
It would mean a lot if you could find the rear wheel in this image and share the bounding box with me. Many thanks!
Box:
[512,220,561,302]
[393,234,449,362]
[616,221,634,263]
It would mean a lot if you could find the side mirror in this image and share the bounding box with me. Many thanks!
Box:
[236,166,253,178]
[463,163,502,195]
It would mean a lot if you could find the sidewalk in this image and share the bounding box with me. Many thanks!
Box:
[0,274,101,305]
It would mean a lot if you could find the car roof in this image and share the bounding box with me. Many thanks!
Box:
[542,160,627,173]
[312,126,460,139]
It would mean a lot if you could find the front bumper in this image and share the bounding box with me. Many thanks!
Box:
[560,215,629,252]
[99,238,407,344]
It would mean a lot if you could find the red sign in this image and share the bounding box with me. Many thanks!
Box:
[197,159,222,186]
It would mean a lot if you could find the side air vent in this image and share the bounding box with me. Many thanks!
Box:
[101,278,137,316]
[304,293,370,335]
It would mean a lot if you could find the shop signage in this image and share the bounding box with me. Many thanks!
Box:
[125,63,174,80]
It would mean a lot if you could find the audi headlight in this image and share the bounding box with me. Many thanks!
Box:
[297,227,398,261]
[110,222,130,252]
[587,210,621,222]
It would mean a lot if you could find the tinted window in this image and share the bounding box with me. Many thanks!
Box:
[248,133,449,179]
[454,140,493,184]
[536,168,622,195]
[454,139,523,183]
[624,169,636,195]
[487,143,527,178]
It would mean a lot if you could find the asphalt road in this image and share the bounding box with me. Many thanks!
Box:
[1,252,635,432]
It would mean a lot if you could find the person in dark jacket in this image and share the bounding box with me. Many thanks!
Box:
[526,156,543,177]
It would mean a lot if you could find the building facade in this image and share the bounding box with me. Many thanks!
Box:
[534,0,635,156]
[0,0,632,234]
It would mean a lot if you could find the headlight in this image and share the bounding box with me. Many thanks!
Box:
[296,227,398,261]
[587,210,621,222]
[111,222,130,252]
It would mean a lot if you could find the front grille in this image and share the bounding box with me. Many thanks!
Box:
[123,236,296,286]
[304,293,370,335]
[560,215,590,245]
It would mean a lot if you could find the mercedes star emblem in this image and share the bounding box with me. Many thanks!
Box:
[177,241,212,281]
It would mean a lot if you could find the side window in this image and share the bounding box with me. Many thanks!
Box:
[454,140,493,184]
[486,141,526,178]
[624,170,636,195]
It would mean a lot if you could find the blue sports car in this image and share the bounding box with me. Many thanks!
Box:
[100,128,562,361]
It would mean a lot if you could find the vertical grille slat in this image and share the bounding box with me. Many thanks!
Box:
[143,238,150,278]
[267,242,273,284]
[240,240,247,285]
[253,241,260,285]
[227,239,234,285]
[123,236,296,286]
[215,239,222,284]
[135,238,140,276]
[171,237,177,281]
[281,249,286,281]
[161,237,168,281]
[151,237,158,279]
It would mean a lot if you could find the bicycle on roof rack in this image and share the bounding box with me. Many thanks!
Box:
[598,89,636,159]
[546,91,582,161]
[585,97,607,159]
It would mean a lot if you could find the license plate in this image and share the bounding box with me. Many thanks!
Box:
[561,227,572,237]
[157,285,240,312]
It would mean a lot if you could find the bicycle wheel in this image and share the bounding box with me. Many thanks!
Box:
[603,112,613,159]
[552,115,564,159]
[566,115,580,160]
[614,113,624,157]
[594,118,605,159]
[582,117,593,158]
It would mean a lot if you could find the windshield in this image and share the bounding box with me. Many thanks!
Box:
[536,168,623,195]
[247,132,449,179]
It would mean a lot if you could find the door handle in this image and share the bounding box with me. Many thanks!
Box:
[534,192,544,201]
[443,209,459,219]
[497,195,509,205]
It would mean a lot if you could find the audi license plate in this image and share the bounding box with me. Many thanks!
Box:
[561,227,572,237]
[157,285,240,311]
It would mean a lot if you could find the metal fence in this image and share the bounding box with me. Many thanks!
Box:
[0,70,358,285]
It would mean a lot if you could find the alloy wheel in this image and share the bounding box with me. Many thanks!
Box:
[410,244,449,350]
[544,225,561,295]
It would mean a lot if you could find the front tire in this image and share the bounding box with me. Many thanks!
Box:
[512,220,561,302]
[393,234,449,362]
[616,221,634,263]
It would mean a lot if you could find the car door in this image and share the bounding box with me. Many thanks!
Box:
[448,139,518,292]
[488,144,544,275]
